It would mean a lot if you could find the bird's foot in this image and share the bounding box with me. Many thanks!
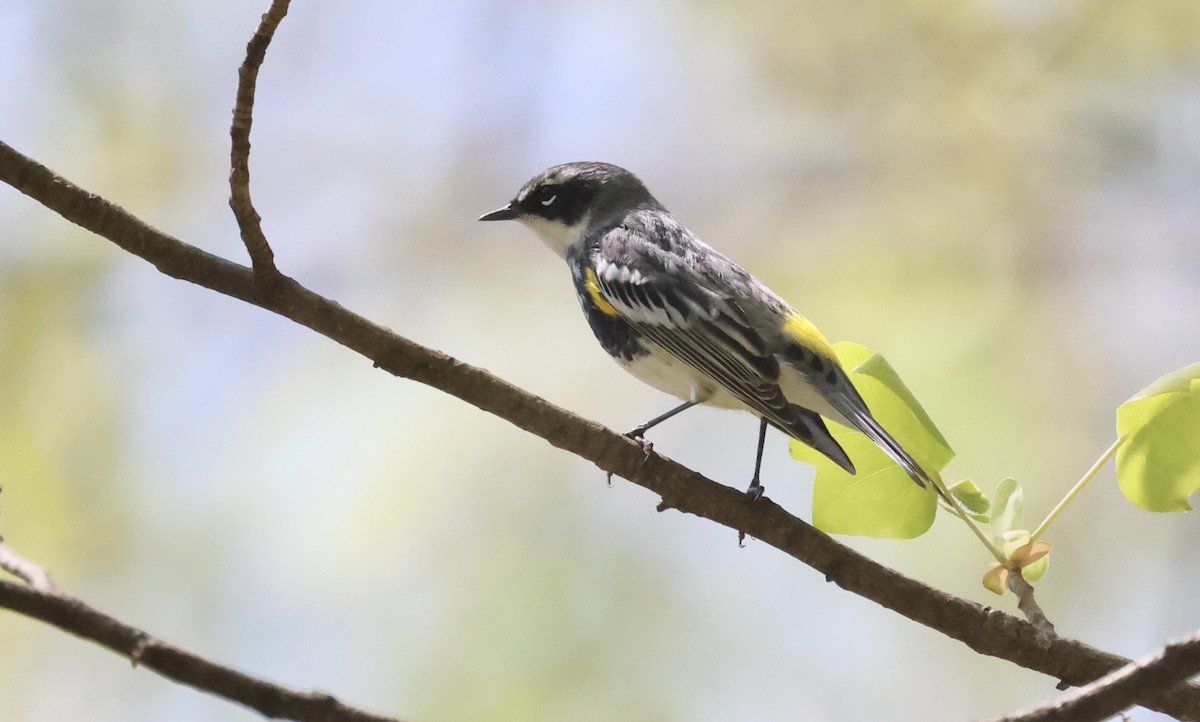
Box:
[625,426,654,452]
[623,426,655,457]
[605,429,655,487]
[737,481,767,547]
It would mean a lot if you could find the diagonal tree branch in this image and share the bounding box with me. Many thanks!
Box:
[0,578,402,722]
[985,630,1200,722]
[1,139,1199,720]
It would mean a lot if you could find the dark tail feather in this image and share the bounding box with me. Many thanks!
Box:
[769,398,944,501]
[843,407,948,501]
[773,406,856,475]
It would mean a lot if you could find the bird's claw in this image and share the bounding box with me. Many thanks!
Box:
[624,429,654,456]
[737,483,766,547]
[605,429,655,487]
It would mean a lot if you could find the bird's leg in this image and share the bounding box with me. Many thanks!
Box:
[627,400,700,443]
[606,400,699,486]
[745,417,769,500]
[738,418,771,546]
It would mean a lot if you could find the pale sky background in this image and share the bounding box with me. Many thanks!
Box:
[2,1,1200,721]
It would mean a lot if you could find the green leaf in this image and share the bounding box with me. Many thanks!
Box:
[1115,362,1200,512]
[793,342,954,539]
[990,478,1023,541]
[1020,554,1050,584]
[949,479,991,520]
[803,432,938,538]
[851,346,954,464]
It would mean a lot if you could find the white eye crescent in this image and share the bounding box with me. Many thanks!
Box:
[541,194,557,207]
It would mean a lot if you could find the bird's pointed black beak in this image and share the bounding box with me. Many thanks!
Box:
[478,203,517,222]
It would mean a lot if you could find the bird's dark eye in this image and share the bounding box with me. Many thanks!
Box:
[540,192,557,207]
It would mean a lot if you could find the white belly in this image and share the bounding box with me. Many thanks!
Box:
[614,341,850,426]
[615,342,747,410]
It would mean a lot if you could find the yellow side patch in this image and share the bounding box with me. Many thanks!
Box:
[783,312,837,361]
[584,267,619,317]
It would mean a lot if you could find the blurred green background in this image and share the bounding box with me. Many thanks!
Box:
[2,1,1199,720]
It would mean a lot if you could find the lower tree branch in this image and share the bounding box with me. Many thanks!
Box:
[2,138,1199,720]
[986,630,1200,722]
[0,579,402,722]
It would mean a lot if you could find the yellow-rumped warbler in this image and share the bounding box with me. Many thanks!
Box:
[480,161,934,498]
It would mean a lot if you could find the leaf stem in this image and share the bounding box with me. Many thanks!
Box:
[934,477,1008,565]
[1030,436,1126,543]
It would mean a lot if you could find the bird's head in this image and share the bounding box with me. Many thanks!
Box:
[479,162,660,255]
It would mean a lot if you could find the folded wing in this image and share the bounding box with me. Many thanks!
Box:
[593,255,854,473]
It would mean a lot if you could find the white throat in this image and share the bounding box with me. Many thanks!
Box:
[518,211,592,257]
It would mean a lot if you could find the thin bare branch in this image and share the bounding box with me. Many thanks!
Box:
[985,630,1200,722]
[0,579,402,722]
[1008,571,1055,642]
[1,138,1199,721]
[229,0,291,281]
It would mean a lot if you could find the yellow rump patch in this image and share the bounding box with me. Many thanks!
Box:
[584,267,619,317]
[782,312,837,361]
